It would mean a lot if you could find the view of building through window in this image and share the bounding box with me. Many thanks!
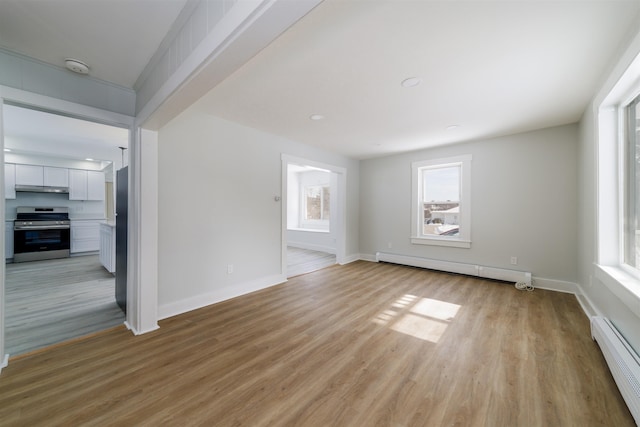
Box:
[422,165,460,236]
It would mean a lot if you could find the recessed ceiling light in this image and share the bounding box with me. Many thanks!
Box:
[309,114,325,121]
[65,58,90,75]
[4,148,11,152]
[401,77,422,88]
[85,158,94,161]
[446,125,460,131]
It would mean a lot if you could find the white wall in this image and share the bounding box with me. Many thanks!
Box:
[360,124,579,284]
[157,109,359,318]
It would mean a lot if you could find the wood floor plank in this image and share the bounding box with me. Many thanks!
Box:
[0,261,634,426]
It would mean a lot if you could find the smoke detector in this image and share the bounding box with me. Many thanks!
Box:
[64,58,90,75]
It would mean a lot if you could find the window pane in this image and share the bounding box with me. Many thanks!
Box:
[322,186,330,220]
[305,186,322,220]
[423,166,460,202]
[422,166,460,237]
[625,96,640,269]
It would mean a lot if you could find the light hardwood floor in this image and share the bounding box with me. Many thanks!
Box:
[5,255,125,356]
[287,246,336,277]
[0,261,633,426]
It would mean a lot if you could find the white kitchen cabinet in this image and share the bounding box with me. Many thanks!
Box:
[69,169,87,200]
[69,169,104,201]
[99,222,115,273]
[5,163,15,199]
[5,221,13,260]
[87,171,105,201]
[15,164,43,186]
[44,166,69,187]
[71,220,101,253]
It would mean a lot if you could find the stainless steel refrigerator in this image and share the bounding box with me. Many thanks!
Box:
[115,166,128,313]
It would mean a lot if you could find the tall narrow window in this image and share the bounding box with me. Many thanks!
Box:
[411,155,471,248]
[624,94,640,270]
[305,185,330,221]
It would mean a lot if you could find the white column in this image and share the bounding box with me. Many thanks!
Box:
[127,127,159,334]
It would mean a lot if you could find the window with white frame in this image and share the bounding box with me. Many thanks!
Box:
[594,55,640,309]
[411,155,472,248]
[623,94,640,271]
[303,185,330,222]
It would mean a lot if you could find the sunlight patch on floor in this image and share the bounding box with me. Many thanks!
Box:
[373,294,461,343]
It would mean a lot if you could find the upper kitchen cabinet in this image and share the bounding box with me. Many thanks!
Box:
[87,171,105,201]
[44,167,69,187]
[69,169,104,201]
[5,163,16,199]
[15,165,68,187]
[15,164,43,186]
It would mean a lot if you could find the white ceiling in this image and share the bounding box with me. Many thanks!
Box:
[0,0,639,160]
[0,0,186,88]
[3,104,129,163]
[195,0,640,158]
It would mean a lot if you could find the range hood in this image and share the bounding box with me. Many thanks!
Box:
[15,185,69,194]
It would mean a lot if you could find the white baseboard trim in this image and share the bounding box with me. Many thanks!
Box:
[124,321,159,336]
[340,253,362,265]
[288,241,336,255]
[360,254,593,296]
[0,353,8,372]
[531,277,578,294]
[157,274,287,321]
[575,290,601,319]
[359,253,378,262]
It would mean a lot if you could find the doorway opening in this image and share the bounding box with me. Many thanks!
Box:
[2,103,129,357]
[282,155,346,278]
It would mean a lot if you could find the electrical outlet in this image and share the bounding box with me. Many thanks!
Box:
[387,241,393,249]
[510,256,518,265]
[227,264,234,274]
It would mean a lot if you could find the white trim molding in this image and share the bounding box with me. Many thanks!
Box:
[0,354,8,372]
[531,277,579,294]
[595,264,640,315]
[411,154,472,248]
[158,274,287,321]
[288,241,336,255]
[341,253,365,264]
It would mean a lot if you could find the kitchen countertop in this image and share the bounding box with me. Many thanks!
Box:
[69,216,107,221]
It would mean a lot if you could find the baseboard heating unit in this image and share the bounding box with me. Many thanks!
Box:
[591,316,640,425]
[375,252,532,287]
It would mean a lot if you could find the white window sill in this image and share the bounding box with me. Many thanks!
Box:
[594,264,640,315]
[288,227,330,234]
[411,236,471,249]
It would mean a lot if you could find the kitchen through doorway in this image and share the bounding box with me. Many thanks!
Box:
[2,104,129,357]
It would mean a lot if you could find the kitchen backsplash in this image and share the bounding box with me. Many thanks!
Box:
[6,192,105,220]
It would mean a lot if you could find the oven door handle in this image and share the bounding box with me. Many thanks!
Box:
[14,225,71,230]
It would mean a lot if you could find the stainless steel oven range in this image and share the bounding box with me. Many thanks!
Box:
[14,207,71,263]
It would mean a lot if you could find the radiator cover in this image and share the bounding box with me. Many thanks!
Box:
[591,316,640,425]
[375,252,532,286]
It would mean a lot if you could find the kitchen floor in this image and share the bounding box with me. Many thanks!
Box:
[4,255,125,357]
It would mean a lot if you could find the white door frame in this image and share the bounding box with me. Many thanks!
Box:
[281,154,347,276]
[0,86,135,368]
